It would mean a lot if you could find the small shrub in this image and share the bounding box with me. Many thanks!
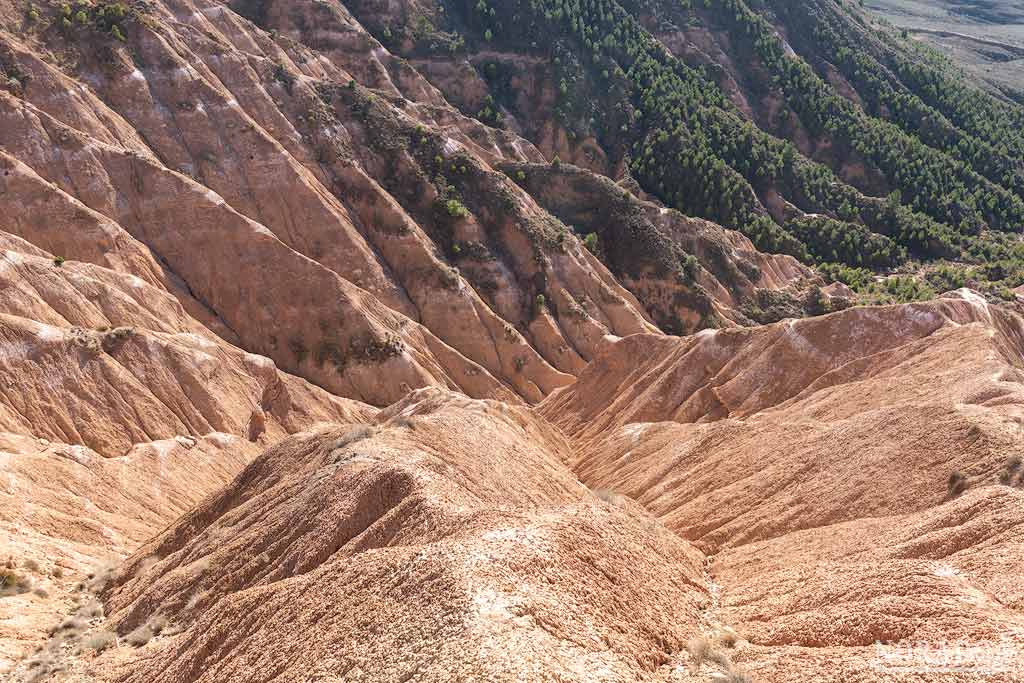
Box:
[33,587,49,599]
[716,627,740,649]
[53,256,65,267]
[51,566,64,579]
[681,254,700,282]
[533,293,546,316]
[25,651,56,682]
[125,623,154,647]
[23,559,40,573]
[79,564,114,594]
[0,568,31,596]
[349,333,405,364]
[288,337,308,363]
[948,471,968,498]
[82,630,116,652]
[272,61,296,93]
[330,425,377,452]
[53,616,86,643]
[77,600,104,619]
[444,198,469,218]
[687,636,710,671]
[441,265,461,289]
[99,325,134,350]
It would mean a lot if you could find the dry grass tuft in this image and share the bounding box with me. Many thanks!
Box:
[82,630,117,652]
[86,565,115,593]
[56,616,86,636]
[125,623,154,647]
[687,636,711,671]
[330,425,377,452]
[126,614,170,647]
[1,567,32,596]
[77,600,105,619]
[25,651,60,683]
[715,627,740,649]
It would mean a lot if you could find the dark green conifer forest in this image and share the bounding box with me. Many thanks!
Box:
[372,0,1024,302]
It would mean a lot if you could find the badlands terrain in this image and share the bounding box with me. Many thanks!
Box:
[0,0,1021,680]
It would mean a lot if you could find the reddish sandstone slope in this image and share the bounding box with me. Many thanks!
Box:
[72,390,711,683]
[1,0,1022,678]
[6,294,1017,683]
[0,236,374,667]
[0,0,821,673]
[542,290,1024,681]
[0,0,817,406]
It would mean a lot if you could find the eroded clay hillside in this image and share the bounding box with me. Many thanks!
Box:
[7,294,1023,683]
[0,0,818,672]
[0,0,825,411]
[1,0,1023,681]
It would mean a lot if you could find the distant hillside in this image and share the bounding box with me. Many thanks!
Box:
[867,0,1024,91]
[347,0,1024,304]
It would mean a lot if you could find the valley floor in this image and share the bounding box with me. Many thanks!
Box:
[866,0,1024,91]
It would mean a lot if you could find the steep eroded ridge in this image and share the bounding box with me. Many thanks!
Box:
[88,390,712,683]
[0,0,821,413]
[1,0,1023,680]
[540,291,1024,680]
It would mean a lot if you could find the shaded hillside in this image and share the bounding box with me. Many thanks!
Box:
[345,0,1024,300]
[0,0,830,418]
